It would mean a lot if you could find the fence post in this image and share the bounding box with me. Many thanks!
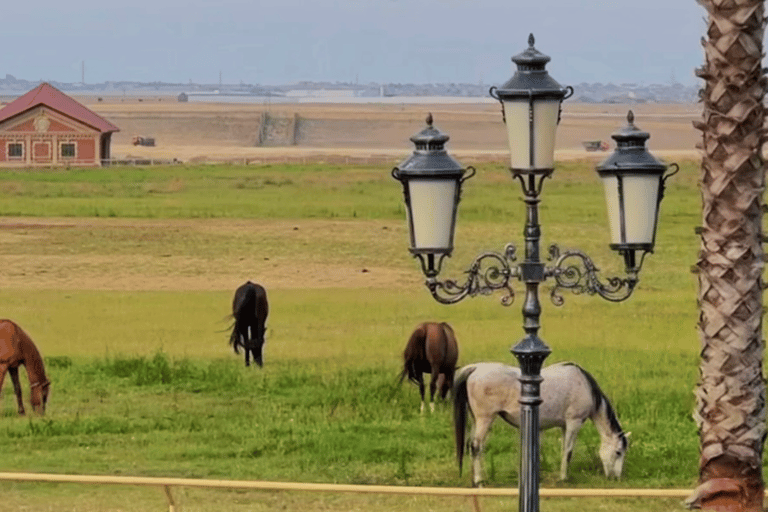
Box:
[163,485,177,512]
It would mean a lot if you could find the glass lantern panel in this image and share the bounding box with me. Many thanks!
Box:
[532,99,560,169]
[503,100,530,169]
[503,99,560,170]
[602,175,660,245]
[621,175,660,245]
[601,175,622,244]
[407,179,457,251]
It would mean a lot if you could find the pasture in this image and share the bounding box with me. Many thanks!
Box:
[0,160,707,511]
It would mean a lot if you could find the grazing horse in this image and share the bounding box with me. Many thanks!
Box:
[398,321,459,413]
[453,361,629,484]
[229,281,269,367]
[0,320,50,415]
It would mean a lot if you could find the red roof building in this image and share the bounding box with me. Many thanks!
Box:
[0,83,119,167]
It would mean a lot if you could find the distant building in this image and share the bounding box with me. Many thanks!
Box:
[284,89,357,98]
[0,82,119,167]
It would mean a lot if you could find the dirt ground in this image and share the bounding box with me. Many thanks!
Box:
[0,217,418,292]
[84,99,701,163]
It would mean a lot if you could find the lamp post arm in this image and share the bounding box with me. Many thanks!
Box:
[423,244,519,306]
[547,244,639,304]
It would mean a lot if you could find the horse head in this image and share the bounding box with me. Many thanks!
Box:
[599,431,630,479]
[30,379,50,415]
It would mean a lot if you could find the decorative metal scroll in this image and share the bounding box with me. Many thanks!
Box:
[423,242,640,306]
[426,244,518,306]
[547,244,638,304]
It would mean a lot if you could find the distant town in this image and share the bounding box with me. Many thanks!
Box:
[0,74,698,104]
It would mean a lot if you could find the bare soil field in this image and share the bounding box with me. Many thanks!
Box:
[0,217,418,292]
[83,98,700,164]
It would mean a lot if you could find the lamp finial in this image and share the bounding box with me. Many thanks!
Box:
[528,33,535,47]
[627,110,634,125]
[426,112,433,126]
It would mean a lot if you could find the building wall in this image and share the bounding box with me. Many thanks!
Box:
[0,106,107,167]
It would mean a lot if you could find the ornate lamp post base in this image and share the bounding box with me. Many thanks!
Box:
[512,334,551,512]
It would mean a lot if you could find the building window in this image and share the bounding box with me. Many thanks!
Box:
[61,142,76,159]
[8,143,23,159]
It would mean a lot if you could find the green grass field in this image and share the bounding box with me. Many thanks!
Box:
[0,160,712,511]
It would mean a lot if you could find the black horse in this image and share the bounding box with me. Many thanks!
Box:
[229,281,269,367]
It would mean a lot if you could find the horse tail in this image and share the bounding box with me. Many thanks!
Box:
[402,324,426,385]
[228,324,239,352]
[387,367,408,402]
[452,364,476,475]
[396,365,409,388]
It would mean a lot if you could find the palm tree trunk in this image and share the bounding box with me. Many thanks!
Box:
[688,0,767,510]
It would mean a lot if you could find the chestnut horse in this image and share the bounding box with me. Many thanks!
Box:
[398,321,459,413]
[229,281,269,367]
[0,320,50,415]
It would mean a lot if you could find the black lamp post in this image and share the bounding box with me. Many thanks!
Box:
[392,34,677,512]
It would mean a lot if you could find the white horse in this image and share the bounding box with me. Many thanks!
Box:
[453,361,629,485]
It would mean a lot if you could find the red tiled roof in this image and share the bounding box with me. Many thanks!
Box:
[0,83,119,133]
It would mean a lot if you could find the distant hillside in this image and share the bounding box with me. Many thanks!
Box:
[0,74,698,104]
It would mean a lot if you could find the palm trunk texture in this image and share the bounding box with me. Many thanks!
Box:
[688,0,767,510]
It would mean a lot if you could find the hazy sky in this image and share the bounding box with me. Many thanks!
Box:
[5,0,703,86]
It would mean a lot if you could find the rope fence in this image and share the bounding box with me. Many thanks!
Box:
[0,472,692,512]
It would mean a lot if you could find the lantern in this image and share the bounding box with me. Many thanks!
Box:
[392,114,475,276]
[596,110,678,272]
[490,34,573,174]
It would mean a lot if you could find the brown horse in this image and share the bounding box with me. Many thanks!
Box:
[399,321,459,413]
[0,320,50,415]
[229,281,269,367]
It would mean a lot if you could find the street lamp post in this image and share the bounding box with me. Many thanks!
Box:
[392,34,678,512]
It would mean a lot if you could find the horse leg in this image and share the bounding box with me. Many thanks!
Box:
[252,343,263,367]
[560,419,583,481]
[248,325,254,363]
[439,371,453,401]
[242,333,251,367]
[0,364,8,414]
[8,367,24,415]
[469,415,495,487]
[252,324,264,367]
[418,376,426,414]
[429,371,443,413]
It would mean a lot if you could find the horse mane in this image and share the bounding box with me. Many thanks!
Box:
[564,362,623,436]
